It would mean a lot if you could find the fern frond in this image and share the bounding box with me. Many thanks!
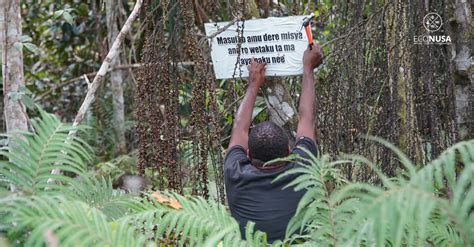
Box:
[273,149,349,246]
[117,192,269,246]
[409,139,474,245]
[449,163,474,245]
[333,139,474,247]
[414,139,474,191]
[366,136,417,177]
[64,175,143,220]
[334,182,440,246]
[4,196,153,246]
[0,109,92,195]
[156,193,243,246]
[426,212,463,246]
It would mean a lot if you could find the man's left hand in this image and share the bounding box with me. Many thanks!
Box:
[247,57,266,89]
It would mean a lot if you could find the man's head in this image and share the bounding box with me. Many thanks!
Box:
[248,121,290,163]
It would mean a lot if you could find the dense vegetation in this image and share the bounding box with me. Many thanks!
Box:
[0,0,472,246]
[0,110,472,246]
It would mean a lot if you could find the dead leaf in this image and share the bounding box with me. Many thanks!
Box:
[151,192,167,203]
[167,198,182,210]
[151,192,182,210]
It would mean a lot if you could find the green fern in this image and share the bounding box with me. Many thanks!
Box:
[120,192,270,247]
[0,109,92,195]
[273,150,353,246]
[425,211,463,246]
[3,196,153,247]
[0,110,268,246]
[1,109,472,247]
[65,176,144,220]
[332,138,474,246]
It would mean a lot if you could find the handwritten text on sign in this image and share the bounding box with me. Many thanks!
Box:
[204,16,309,79]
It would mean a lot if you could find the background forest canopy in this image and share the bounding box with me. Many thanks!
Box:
[0,0,473,246]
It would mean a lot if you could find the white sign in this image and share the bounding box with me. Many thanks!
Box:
[204,16,310,79]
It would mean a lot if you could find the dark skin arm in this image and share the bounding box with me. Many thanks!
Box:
[228,58,266,151]
[296,44,323,142]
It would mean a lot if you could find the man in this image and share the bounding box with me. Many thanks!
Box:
[224,44,323,242]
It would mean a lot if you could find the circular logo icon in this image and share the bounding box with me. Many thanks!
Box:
[423,13,443,32]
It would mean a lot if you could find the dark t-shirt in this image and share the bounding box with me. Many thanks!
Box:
[224,136,317,243]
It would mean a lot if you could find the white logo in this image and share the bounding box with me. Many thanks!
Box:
[423,13,443,32]
[414,12,451,45]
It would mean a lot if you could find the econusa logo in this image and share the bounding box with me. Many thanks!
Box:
[413,12,451,45]
[414,35,451,43]
[423,13,443,32]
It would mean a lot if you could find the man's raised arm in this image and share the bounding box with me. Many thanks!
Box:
[296,44,322,142]
[227,58,266,151]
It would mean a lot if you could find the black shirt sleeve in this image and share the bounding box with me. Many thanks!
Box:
[291,136,318,161]
[224,145,248,169]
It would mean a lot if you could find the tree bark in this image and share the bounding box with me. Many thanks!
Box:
[449,0,473,140]
[0,0,28,137]
[264,77,298,141]
[106,0,126,154]
[385,0,421,163]
[0,0,28,192]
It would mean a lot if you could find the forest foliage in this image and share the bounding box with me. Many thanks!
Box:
[0,110,473,246]
[0,0,473,246]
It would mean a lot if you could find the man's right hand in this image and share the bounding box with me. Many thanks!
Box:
[303,44,322,72]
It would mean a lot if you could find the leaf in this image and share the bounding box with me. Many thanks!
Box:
[7,91,20,101]
[13,42,22,51]
[53,10,64,18]
[151,192,182,210]
[0,138,9,146]
[251,106,264,120]
[18,85,32,94]
[20,35,32,43]
[314,10,320,18]
[4,196,151,246]
[0,108,91,195]
[63,11,74,25]
[20,94,36,110]
[24,43,40,54]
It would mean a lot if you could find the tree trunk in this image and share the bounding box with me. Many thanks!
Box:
[0,0,28,137]
[1,0,28,192]
[385,0,421,163]
[106,0,126,154]
[264,77,298,142]
[449,0,473,140]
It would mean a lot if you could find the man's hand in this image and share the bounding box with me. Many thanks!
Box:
[247,58,266,89]
[303,44,322,72]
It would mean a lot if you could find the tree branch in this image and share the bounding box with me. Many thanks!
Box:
[37,62,197,101]
[48,0,143,179]
[199,16,240,47]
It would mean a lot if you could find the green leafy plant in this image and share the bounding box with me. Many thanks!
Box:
[4,196,152,246]
[119,192,270,247]
[1,112,472,246]
[274,138,474,246]
[0,109,92,195]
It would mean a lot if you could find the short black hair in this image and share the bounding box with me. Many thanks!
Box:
[248,121,289,162]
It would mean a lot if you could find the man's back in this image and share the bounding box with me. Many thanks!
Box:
[224,137,317,242]
[224,44,322,243]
